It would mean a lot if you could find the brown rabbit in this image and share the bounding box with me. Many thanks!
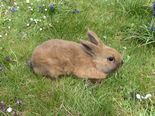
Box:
[30,30,123,81]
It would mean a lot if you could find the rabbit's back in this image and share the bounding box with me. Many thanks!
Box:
[32,39,82,62]
[31,39,85,77]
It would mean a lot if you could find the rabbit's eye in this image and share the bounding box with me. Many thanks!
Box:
[107,57,115,62]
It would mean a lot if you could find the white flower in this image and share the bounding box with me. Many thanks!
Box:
[30,8,33,11]
[103,36,107,39]
[14,2,17,5]
[49,23,52,27]
[144,94,152,99]
[28,6,31,9]
[136,94,141,100]
[141,96,144,99]
[5,33,8,36]
[136,93,152,101]
[30,3,33,6]
[30,18,33,21]
[27,23,30,26]
[6,107,12,113]
[39,28,43,31]
[45,9,47,11]
[8,26,11,29]
[0,35,2,38]
[34,19,38,24]
[43,15,46,19]
[123,46,127,50]
[26,0,30,3]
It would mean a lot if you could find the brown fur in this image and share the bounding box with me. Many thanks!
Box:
[30,30,123,81]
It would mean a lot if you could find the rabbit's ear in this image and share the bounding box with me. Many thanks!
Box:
[80,40,98,57]
[87,30,102,46]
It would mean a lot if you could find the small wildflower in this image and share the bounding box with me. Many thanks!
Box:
[0,35,2,38]
[0,4,4,8]
[28,6,31,9]
[135,93,152,101]
[122,46,127,50]
[26,0,30,3]
[27,23,30,26]
[8,6,11,9]
[144,94,152,99]
[5,33,8,36]
[45,8,48,11]
[14,2,17,6]
[34,19,38,24]
[16,99,23,105]
[6,107,12,113]
[72,9,80,14]
[30,8,33,11]
[10,7,17,12]
[136,94,141,99]
[49,3,55,12]
[30,3,33,6]
[103,36,107,39]
[30,18,33,21]
[39,28,43,31]
[8,26,11,29]
[43,15,46,19]
[17,6,20,9]
[136,94,141,101]
[8,19,11,21]
[49,23,52,27]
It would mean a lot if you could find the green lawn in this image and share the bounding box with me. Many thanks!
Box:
[0,0,155,115]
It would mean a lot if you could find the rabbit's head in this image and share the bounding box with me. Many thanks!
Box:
[81,30,123,74]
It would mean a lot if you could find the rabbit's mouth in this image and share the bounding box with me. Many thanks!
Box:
[101,66,117,74]
[102,63,123,74]
[94,60,123,74]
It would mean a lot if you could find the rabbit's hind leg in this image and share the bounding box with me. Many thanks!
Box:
[32,65,61,79]
[46,67,63,79]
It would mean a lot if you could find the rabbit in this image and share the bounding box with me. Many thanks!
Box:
[30,30,123,81]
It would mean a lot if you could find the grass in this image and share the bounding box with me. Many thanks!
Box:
[0,0,155,115]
